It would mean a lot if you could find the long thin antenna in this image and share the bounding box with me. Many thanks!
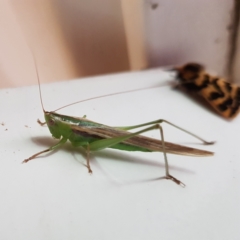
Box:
[12,9,45,113]
[53,83,170,112]
[30,50,45,112]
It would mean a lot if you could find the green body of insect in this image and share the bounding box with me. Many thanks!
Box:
[24,109,214,187]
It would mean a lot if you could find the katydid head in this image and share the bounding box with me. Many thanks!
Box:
[175,63,205,83]
[44,111,73,139]
[44,111,62,139]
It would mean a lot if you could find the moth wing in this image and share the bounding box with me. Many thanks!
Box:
[200,78,240,119]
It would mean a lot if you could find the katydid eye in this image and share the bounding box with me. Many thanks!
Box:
[49,119,55,125]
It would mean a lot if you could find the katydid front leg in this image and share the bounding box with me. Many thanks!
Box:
[37,119,46,126]
[22,138,67,163]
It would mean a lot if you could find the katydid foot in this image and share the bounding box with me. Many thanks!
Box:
[165,175,185,187]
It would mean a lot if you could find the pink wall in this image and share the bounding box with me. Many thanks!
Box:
[0,0,129,88]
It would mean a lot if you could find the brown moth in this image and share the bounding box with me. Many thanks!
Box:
[174,63,240,119]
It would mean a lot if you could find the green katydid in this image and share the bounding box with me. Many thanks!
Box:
[23,57,214,187]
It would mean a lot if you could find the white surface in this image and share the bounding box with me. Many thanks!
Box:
[0,69,239,240]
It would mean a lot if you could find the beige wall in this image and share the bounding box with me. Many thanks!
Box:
[0,0,130,88]
[0,0,239,88]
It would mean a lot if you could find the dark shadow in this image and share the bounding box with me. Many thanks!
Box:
[31,136,58,147]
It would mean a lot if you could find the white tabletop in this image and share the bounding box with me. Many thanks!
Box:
[0,68,239,240]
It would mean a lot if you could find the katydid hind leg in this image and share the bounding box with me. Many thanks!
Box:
[23,138,67,163]
[88,124,184,186]
[157,124,185,187]
[115,119,214,145]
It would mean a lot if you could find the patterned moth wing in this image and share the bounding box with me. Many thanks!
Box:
[175,63,240,119]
